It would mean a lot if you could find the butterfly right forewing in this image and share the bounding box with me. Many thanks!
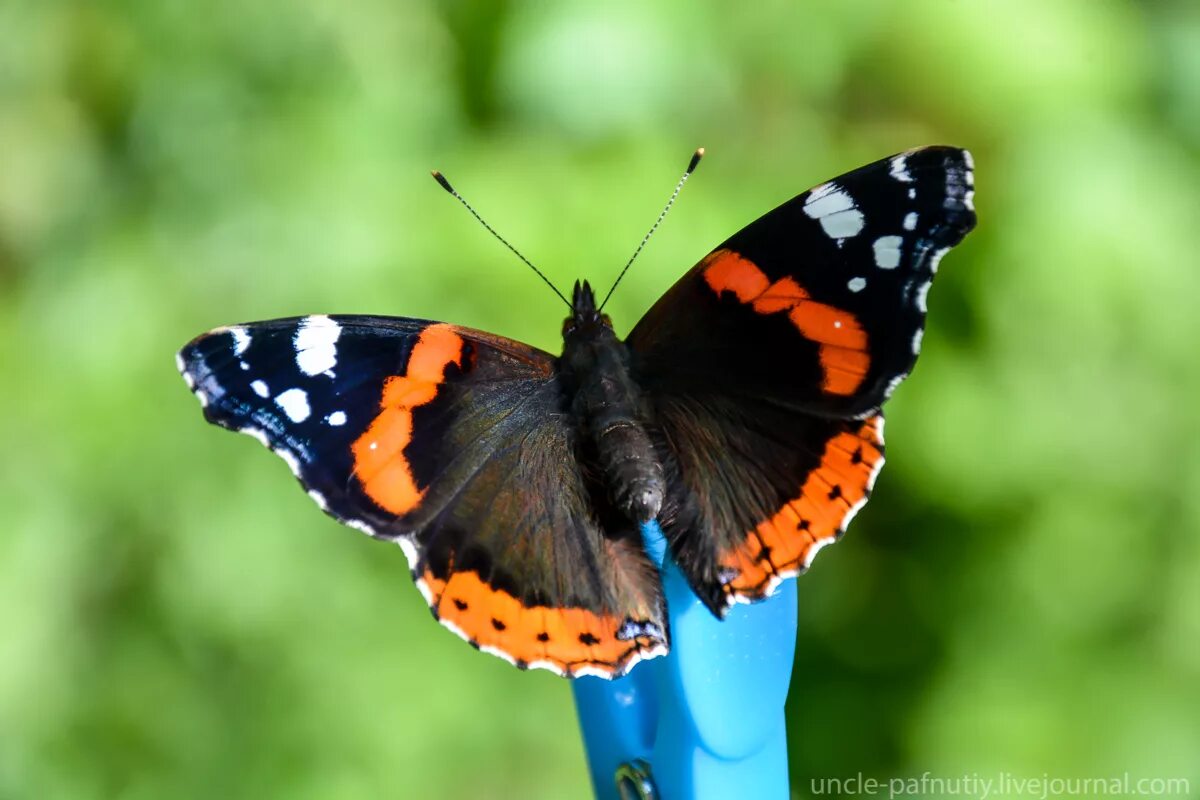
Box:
[631,146,975,419]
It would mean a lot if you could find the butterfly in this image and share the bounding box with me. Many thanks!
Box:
[177,146,975,679]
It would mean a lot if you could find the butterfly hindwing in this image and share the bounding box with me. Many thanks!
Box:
[179,315,667,677]
[653,393,885,612]
[629,146,975,613]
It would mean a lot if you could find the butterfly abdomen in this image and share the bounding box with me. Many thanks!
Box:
[561,315,664,525]
[592,417,663,523]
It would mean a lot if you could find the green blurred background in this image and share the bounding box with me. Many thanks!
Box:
[3,0,1199,797]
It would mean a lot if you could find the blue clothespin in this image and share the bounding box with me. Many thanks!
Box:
[572,521,797,799]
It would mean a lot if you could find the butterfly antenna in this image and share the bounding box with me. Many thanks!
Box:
[431,170,572,309]
[599,147,704,311]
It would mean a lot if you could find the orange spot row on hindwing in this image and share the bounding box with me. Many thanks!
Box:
[702,249,870,396]
[719,416,884,599]
[421,568,663,677]
[351,323,466,515]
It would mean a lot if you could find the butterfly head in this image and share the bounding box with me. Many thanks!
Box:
[563,280,613,338]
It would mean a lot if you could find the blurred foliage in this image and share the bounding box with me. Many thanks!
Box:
[2,0,1199,798]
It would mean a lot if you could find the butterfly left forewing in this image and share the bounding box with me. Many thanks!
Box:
[179,315,550,537]
[630,146,975,613]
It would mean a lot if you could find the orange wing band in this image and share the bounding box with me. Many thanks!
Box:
[702,249,870,396]
[352,324,466,515]
[420,569,666,678]
[719,416,885,600]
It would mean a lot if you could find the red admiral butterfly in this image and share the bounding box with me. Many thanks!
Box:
[178,146,975,679]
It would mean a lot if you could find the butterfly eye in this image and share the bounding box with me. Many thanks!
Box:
[562,318,576,337]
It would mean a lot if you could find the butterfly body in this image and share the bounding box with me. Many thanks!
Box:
[561,279,665,524]
[179,146,976,678]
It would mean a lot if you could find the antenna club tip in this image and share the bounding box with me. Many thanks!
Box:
[687,147,705,174]
[431,170,454,193]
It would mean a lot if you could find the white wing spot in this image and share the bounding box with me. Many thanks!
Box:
[804,185,852,217]
[274,447,302,478]
[308,489,329,511]
[275,388,311,423]
[915,280,931,313]
[822,209,867,239]
[807,182,834,201]
[889,155,913,183]
[834,320,842,329]
[251,380,270,398]
[239,361,250,371]
[873,236,904,269]
[803,184,865,239]
[369,441,378,450]
[327,411,347,426]
[396,537,419,569]
[294,315,341,376]
[240,427,271,448]
[803,538,836,569]
[929,246,949,274]
[847,277,867,293]
[178,355,196,388]
[908,188,916,199]
[229,326,251,356]
[572,665,615,680]
[479,644,518,667]
[903,212,918,231]
[912,328,924,354]
[344,518,376,536]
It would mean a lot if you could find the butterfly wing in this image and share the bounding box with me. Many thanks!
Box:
[627,146,975,613]
[179,315,666,678]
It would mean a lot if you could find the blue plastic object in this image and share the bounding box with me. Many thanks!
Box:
[572,521,797,799]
